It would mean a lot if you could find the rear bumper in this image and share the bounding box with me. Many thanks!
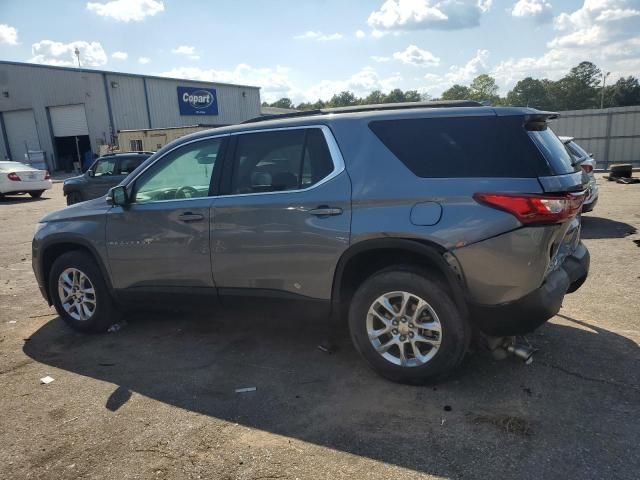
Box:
[469,242,590,336]
[582,195,598,212]
[1,180,52,194]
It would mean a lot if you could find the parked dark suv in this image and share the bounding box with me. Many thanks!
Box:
[33,102,589,384]
[63,151,153,205]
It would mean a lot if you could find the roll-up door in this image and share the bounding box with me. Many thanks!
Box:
[49,104,89,137]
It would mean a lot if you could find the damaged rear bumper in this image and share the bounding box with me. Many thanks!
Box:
[469,242,590,336]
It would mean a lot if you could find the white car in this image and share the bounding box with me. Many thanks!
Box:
[0,161,52,199]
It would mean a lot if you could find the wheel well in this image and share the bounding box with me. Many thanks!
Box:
[333,240,466,315]
[41,243,98,302]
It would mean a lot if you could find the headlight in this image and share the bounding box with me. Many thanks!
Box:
[34,222,47,235]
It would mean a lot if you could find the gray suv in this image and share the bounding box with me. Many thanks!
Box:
[32,102,589,384]
[63,152,152,205]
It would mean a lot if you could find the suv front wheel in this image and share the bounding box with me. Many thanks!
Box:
[49,251,118,332]
[348,267,469,384]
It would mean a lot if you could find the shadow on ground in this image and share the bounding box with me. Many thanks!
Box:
[581,215,637,239]
[23,306,640,478]
[0,195,49,204]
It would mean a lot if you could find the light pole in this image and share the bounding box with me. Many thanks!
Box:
[74,47,81,68]
[600,71,610,109]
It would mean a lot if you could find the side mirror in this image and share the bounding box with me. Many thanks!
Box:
[108,185,129,207]
[87,170,95,177]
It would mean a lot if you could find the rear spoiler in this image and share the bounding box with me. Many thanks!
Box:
[524,112,559,131]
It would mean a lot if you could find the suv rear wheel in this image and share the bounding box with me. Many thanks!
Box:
[348,267,469,384]
[49,251,118,332]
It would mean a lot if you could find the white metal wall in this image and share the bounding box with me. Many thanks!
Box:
[552,106,640,168]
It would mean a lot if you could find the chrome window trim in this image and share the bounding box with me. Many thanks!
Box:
[123,125,344,205]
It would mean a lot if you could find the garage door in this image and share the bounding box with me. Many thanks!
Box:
[49,104,89,137]
[3,109,41,162]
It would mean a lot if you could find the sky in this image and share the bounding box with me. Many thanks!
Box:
[1,0,639,103]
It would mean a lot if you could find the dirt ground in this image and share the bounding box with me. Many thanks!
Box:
[1,174,638,480]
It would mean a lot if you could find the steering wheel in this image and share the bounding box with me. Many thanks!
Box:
[175,185,199,199]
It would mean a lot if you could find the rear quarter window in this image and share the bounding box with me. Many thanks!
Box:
[369,116,548,178]
[527,128,577,175]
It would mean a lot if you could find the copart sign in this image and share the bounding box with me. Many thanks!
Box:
[177,86,218,115]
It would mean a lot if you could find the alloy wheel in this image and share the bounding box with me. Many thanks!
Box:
[366,291,442,367]
[57,268,97,321]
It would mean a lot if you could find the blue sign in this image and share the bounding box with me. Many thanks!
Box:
[177,86,218,115]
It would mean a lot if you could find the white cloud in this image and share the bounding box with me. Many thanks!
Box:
[159,64,294,103]
[30,40,107,67]
[86,0,164,22]
[371,55,392,62]
[355,29,366,38]
[111,51,128,60]
[294,31,344,41]
[392,44,440,66]
[171,45,200,60]
[305,67,402,101]
[368,0,492,31]
[0,24,18,45]
[419,49,489,95]
[493,1,640,88]
[511,0,553,23]
[138,57,151,64]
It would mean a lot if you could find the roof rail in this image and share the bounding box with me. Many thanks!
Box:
[243,100,484,124]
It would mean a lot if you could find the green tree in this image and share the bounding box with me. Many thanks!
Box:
[469,74,500,103]
[441,84,472,100]
[610,76,640,106]
[552,61,602,110]
[403,90,422,102]
[364,90,387,104]
[328,91,358,107]
[384,88,407,103]
[268,97,295,109]
[506,77,551,109]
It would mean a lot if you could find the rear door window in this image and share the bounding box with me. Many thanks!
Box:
[117,156,146,175]
[230,128,334,194]
[369,116,547,178]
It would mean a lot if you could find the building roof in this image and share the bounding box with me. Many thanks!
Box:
[0,60,261,90]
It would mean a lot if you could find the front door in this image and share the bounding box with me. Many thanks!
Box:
[211,127,351,300]
[106,136,225,292]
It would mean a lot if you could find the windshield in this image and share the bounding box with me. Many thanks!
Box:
[528,128,577,175]
[567,141,590,160]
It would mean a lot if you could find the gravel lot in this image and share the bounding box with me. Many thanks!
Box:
[1,174,638,480]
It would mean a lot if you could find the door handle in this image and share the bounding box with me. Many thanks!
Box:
[308,206,343,217]
[178,212,204,222]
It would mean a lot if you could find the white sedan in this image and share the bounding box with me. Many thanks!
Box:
[0,161,52,199]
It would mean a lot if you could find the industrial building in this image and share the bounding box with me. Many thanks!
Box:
[0,61,261,171]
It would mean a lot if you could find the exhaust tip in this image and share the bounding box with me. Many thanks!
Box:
[507,343,536,364]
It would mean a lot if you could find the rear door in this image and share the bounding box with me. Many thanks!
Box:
[211,126,351,300]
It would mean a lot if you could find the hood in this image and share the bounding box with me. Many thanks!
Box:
[63,174,87,186]
[40,195,111,223]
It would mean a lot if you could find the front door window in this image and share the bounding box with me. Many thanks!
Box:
[133,139,222,203]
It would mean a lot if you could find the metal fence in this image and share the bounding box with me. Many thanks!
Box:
[551,105,640,169]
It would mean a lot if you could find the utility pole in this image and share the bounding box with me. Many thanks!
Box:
[74,47,81,68]
[600,71,610,109]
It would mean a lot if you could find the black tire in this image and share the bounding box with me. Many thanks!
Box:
[66,191,83,205]
[348,267,469,385]
[49,251,118,332]
[30,190,44,198]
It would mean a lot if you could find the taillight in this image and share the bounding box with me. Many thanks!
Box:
[473,192,585,225]
[44,171,51,180]
[581,164,593,174]
[7,172,20,181]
